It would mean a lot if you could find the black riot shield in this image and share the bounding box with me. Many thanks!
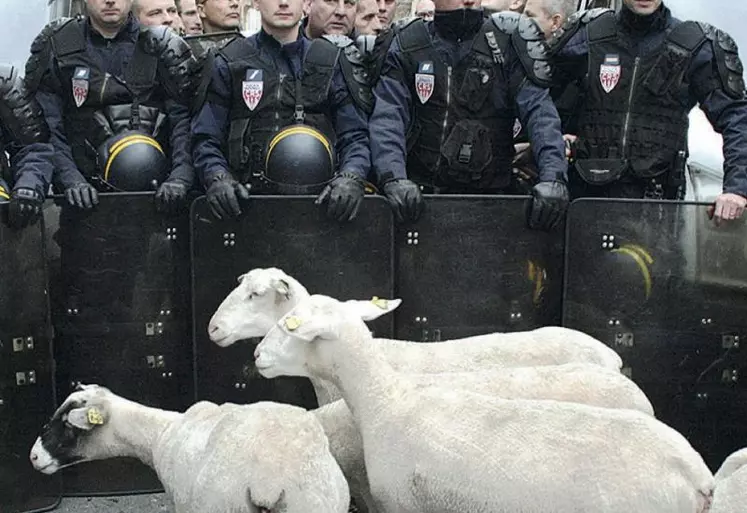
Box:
[45,193,192,495]
[0,205,61,513]
[395,195,564,341]
[563,198,747,471]
[192,196,394,407]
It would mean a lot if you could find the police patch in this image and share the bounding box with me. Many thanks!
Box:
[415,61,434,105]
[599,54,621,94]
[242,69,263,111]
[72,66,89,108]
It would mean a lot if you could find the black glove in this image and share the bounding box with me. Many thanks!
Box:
[206,173,251,220]
[65,182,99,210]
[8,187,43,229]
[529,181,569,231]
[315,172,366,222]
[382,178,424,223]
[155,181,188,214]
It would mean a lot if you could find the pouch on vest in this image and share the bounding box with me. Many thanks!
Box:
[458,67,494,112]
[440,120,493,182]
[574,158,628,186]
[630,155,671,179]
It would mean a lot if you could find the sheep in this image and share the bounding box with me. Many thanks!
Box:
[253,294,714,513]
[29,384,349,513]
[208,267,623,405]
[710,448,747,513]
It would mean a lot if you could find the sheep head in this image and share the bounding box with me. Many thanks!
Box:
[30,384,114,474]
[254,294,401,379]
[208,267,310,347]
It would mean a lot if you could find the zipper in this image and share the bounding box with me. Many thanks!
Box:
[620,56,640,155]
[437,65,453,162]
[100,72,111,104]
[274,73,285,132]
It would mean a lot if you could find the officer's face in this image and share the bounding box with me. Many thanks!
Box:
[623,0,662,16]
[433,0,480,11]
[136,0,179,27]
[355,0,382,35]
[180,0,205,33]
[375,0,395,27]
[305,0,357,38]
[86,0,133,26]
[198,0,242,30]
[255,0,304,29]
[414,0,434,20]
[523,0,562,40]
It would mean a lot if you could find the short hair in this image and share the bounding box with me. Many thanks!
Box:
[543,0,577,20]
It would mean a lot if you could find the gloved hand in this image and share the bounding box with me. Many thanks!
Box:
[8,187,44,229]
[315,172,365,222]
[65,182,99,210]
[206,172,251,220]
[155,181,188,214]
[382,178,424,223]
[528,181,569,231]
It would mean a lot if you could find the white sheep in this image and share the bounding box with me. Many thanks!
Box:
[254,294,714,513]
[710,448,747,513]
[29,384,349,513]
[208,267,623,405]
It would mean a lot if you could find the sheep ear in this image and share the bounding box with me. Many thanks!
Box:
[273,278,291,300]
[237,273,248,284]
[345,297,402,321]
[67,406,106,430]
[280,313,338,342]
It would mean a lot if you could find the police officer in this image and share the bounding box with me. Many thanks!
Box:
[0,64,55,229]
[368,0,570,228]
[355,0,383,36]
[177,0,205,34]
[191,0,371,222]
[25,0,200,213]
[197,0,242,34]
[133,0,180,28]
[551,0,747,222]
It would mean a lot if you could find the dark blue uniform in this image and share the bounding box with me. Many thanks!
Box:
[554,4,747,199]
[1,130,54,199]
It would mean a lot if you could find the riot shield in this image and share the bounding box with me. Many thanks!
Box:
[563,198,747,471]
[395,195,564,341]
[0,205,61,513]
[45,193,192,495]
[192,196,394,406]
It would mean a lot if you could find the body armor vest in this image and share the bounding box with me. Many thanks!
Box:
[398,19,516,191]
[574,15,706,197]
[221,37,339,190]
[50,19,169,182]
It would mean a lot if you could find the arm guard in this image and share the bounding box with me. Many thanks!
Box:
[547,7,614,54]
[0,63,49,145]
[697,23,745,99]
[496,14,552,88]
[323,34,374,114]
[142,26,201,103]
[24,17,72,92]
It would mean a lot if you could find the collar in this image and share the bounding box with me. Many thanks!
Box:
[618,2,669,35]
[432,8,485,42]
[257,27,307,54]
[86,12,139,43]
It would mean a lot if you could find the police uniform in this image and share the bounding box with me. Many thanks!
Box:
[191,29,371,222]
[0,63,54,228]
[25,14,200,212]
[369,10,570,229]
[552,4,747,200]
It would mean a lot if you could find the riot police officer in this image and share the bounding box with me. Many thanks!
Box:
[0,64,54,229]
[25,0,199,213]
[368,0,570,229]
[551,0,747,222]
[191,0,371,222]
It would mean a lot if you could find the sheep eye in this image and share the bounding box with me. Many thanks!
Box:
[247,292,257,300]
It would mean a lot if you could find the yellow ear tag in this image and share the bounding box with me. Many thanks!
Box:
[284,316,303,331]
[371,296,389,309]
[87,408,105,425]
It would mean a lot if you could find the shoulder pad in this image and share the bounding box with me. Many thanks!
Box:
[550,7,614,50]
[184,31,237,59]
[581,7,612,23]
[666,20,707,52]
[512,16,552,87]
[0,63,49,144]
[142,26,201,101]
[322,34,354,48]
[24,17,72,92]
[356,34,377,55]
[490,11,521,34]
[701,24,745,99]
[392,16,419,31]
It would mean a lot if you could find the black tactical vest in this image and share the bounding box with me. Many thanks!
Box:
[574,14,705,194]
[220,36,340,187]
[50,19,169,180]
[397,18,516,191]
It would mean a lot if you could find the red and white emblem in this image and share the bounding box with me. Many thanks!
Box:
[599,54,621,94]
[72,67,89,108]
[415,73,434,105]
[242,69,263,111]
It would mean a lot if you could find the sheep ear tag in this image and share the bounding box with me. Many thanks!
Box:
[284,315,303,331]
[87,407,105,425]
[371,296,389,309]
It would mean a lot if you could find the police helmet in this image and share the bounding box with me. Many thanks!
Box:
[97,131,168,192]
[594,244,655,317]
[264,125,334,192]
[0,178,9,204]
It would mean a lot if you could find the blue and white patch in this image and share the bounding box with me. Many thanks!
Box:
[72,66,89,108]
[242,69,263,111]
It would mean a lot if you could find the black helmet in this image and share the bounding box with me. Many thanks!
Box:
[97,131,168,192]
[263,125,334,194]
[589,244,655,318]
[0,177,9,203]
